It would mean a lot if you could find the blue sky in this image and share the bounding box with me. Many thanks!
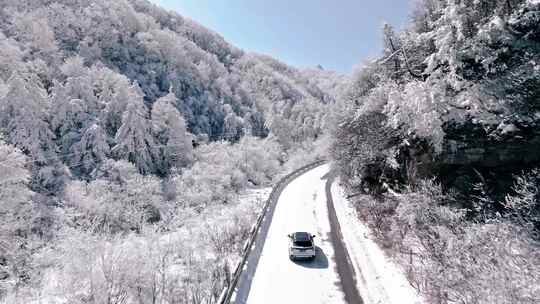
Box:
[150,0,413,73]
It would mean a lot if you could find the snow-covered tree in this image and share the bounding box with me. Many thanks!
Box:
[0,73,55,164]
[381,23,402,76]
[384,81,445,151]
[0,73,70,193]
[50,98,88,155]
[0,140,34,289]
[57,57,100,112]
[95,68,137,138]
[70,123,110,178]
[0,140,32,209]
[0,33,24,81]
[223,104,244,141]
[112,97,157,174]
[11,9,59,63]
[151,92,193,174]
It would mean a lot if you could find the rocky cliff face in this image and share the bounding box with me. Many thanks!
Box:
[398,116,540,202]
[442,117,540,167]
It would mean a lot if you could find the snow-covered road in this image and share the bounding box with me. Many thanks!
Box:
[245,164,347,304]
[234,164,423,304]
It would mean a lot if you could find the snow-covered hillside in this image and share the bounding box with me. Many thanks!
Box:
[330,0,540,302]
[0,0,341,302]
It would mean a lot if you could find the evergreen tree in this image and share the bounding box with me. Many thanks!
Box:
[0,73,55,164]
[112,97,157,174]
[151,92,193,174]
[70,123,110,178]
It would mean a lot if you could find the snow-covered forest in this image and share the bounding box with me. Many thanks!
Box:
[331,0,540,303]
[0,0,339,302]
[2,0,540,303]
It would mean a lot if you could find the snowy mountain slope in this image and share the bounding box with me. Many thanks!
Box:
[0,0,347,303]
[331,2,540,301]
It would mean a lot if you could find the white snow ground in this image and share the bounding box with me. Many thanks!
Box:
[245,164,347,304]
[331,181,424,304]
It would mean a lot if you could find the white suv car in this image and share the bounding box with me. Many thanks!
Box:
[288,232,316,260]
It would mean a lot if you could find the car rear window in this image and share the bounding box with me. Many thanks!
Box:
[292,232,312,247]
[293,232,310,241]
[293,240,313,247]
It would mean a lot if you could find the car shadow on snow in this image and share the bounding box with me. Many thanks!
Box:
[291,246,329,269]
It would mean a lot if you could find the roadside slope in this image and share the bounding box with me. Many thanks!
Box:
[330,181,424,304]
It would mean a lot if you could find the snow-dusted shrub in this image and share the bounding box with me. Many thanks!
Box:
[505,169,540,235]
[173,137,281,207]
[200,198,261,256]
[39,188,264,304]
[64,160,164,233]
[49,228,190,304]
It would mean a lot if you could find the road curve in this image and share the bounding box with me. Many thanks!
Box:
[234,164,362,304]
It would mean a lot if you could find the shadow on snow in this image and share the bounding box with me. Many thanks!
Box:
[291,246,329,269]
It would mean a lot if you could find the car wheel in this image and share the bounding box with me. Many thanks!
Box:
[289,255,294,261]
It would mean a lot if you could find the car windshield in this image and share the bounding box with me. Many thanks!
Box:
[293,240,313,247]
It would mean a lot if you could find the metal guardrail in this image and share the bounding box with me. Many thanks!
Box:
[218,160,327,304]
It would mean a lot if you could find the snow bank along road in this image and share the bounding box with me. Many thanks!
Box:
[232,164,424,304]
[234,164,361,304]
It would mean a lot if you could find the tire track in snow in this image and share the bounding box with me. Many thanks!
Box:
[324,172,364,304]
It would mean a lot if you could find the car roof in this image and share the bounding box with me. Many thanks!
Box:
[292,232,311,241]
